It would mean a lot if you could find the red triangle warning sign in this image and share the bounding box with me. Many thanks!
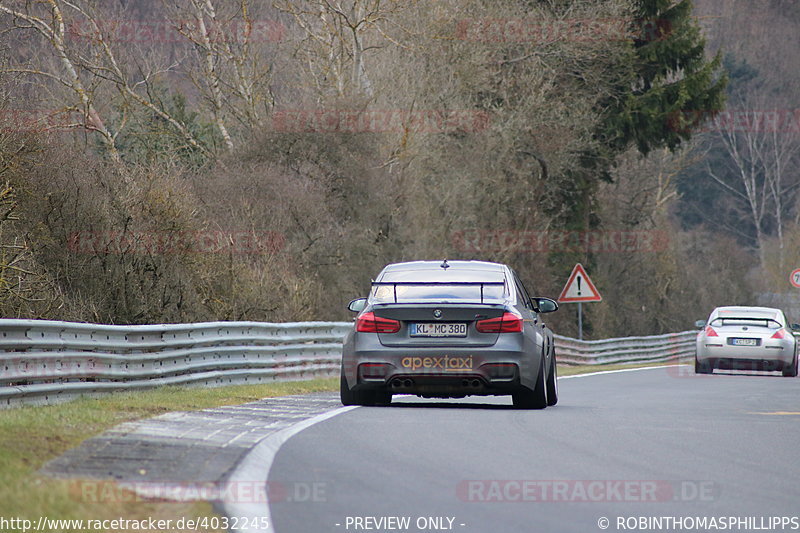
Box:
[558,263,602,303]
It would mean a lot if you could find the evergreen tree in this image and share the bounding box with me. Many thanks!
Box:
[606,0,727,156]
[553,0,727,229]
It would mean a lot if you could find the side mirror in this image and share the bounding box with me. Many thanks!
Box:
[791,324,800,332]
[348,298,367,313]
[695,320,707,329]
[533,297,559,313]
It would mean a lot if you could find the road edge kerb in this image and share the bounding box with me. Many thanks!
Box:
[217,405,358,532]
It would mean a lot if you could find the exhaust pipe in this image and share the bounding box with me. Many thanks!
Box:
[403,379,413,388]
[471,379,481,388]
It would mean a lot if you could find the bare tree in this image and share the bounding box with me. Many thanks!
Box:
[274,0,414,99]
[0,0,210,160]
[707,94,800,268]
[0,173,63,318]
[166,0,277,150]
[0,0,121,159]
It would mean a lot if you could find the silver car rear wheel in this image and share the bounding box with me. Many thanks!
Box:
[695,357,713,374]
[782,354,798,377]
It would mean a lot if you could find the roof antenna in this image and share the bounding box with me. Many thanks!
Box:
[440,258,450,270]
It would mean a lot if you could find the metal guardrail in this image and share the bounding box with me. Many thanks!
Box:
[554,331,697,366]
[0,319,700,407]
[0,320,351,408]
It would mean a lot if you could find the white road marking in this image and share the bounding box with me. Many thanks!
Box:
[220,406,357,532]
[558,364,688,379]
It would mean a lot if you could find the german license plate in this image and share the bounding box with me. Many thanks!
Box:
[409,323,467,337]
[730,338,759,347]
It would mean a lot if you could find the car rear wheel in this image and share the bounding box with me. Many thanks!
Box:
[695,357,713,374]
[340,370,357,405]
[513,355,548,409]
[340,369,392,406]
[546,351,558,407]
[782,354,798,377]
[371,390,392,406]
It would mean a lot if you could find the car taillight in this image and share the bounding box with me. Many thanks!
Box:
[771,329,787,339]
[705,326,718,337]
[476,312,524,333]
[356,312,401,333]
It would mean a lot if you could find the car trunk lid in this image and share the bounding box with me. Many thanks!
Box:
[372,303,506,347]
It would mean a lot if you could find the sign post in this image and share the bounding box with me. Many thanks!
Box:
[791,269,800,289]
[558,263,602,340]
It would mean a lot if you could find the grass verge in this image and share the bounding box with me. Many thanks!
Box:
[0,378,337,531]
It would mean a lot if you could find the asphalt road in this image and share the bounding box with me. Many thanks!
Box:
[265,368,799,533]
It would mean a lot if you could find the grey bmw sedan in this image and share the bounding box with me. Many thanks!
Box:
[340,260,559,409]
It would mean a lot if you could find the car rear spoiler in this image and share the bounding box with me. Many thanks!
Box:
[714,317,783,327]
[370,281,506,304]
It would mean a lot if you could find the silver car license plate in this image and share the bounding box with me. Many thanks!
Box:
[410,323,467,337]
[730,338,759,346]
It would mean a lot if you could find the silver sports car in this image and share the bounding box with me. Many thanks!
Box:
[340,260,560,408]
[695,306,799,376]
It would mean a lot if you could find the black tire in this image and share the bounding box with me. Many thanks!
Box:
[695,357,713,375]
[513,354,548,409]
[546,350,558,406]
[782,354,798,377]
[373,390,393,406]
[340,369,392,406]
[340,369,358,405]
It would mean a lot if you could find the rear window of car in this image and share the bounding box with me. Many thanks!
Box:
[371,271,508,303]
